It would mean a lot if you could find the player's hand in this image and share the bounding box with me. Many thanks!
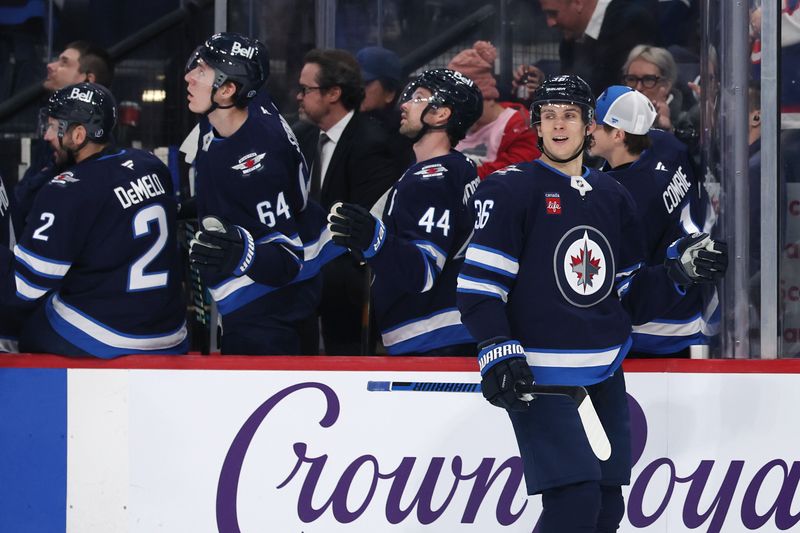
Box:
[665,232,728,286]
[189,216,255,277]
[327,202,386,259]
[478,338,533,411]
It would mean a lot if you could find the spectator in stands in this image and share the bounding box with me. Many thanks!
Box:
[448,41,540,178]
[621,45,687,132]
[516,0,658,96]
[294,48,403,355]
[356,46,414,172]
[15,41,114,234]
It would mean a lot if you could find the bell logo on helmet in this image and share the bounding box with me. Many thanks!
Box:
[231,41,255,59]
[451,71,474,87]
[69,87,94,103]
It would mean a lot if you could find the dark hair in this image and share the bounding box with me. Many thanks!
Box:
[66,40,114,88]
[601,123,651,155]
[303,48,364,111]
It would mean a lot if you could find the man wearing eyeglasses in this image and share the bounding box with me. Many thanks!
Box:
[294,48,403,355]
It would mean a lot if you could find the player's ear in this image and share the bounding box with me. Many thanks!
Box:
[585,119,596,135]
[432,105,452,127]
[85,71,97,84]
[71,124,87,145]
[218,80,238,102]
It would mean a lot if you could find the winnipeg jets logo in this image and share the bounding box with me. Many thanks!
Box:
[569,235,602,291]
[121,160,134,169]
[493,165,523,175]
[413,163,448,180]
[50,171,79,186]
[554,226,614,307]
[232,152,266,175]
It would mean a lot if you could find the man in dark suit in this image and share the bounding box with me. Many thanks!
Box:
[537,0,658,96]
[295,48,403,354]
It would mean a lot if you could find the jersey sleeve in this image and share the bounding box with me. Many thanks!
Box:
[13,180,93,303]
[367,176,464,293]
[614,186,685,324]
[456,177,525,343]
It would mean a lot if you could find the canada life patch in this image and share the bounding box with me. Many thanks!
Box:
[231,152,266,175]
[553,225,615,308]
[545,192,561,214]
[413,163,448,180]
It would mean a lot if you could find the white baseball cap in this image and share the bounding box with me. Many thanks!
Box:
[595,85,657,135]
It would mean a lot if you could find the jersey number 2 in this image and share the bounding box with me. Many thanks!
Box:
[128,205,169,291]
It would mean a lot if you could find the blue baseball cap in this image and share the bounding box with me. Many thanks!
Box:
[356,46,402,84]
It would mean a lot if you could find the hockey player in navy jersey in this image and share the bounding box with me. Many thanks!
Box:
[186,33,341,355]
[327,69,482,355]
[2,82,188,357]
[590,85,709,357]
[456,75,727,532]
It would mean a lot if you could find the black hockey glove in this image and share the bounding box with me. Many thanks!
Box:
[665,232,728,286]
[478,338,533,412]
[327,202,386,259]
[189,216,255,277]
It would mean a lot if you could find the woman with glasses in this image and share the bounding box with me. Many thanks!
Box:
[621,45,684,132]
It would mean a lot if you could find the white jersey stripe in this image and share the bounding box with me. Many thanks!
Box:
[51,294,187,351]
[457,275,509,302]
[465,245,519,277]
[15,274,49,300]
[525,345,621,368]
[14,244,70,278]
[633,315,704,337]
[382,309,463,348]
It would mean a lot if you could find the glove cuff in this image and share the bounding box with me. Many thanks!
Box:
[363,218,386,259]
[478,339,526,375]
[233,225,255,276]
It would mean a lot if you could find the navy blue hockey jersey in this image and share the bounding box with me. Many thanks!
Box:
[12,147,188,357]
[606,129,708,353]
[457,160,684,386]
[369,151,479,354]
[0,172,20,352]
[194,92,342,315]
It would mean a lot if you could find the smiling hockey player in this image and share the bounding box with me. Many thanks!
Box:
[456,75,728,532]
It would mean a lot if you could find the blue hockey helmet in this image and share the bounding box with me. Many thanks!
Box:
[530,74,595,125]
[186,32,269,108]
[399,68,483,143]
[46,82,117,143]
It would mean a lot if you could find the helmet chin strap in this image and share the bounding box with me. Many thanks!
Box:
[407,106,447,143]
[203,87,236,116]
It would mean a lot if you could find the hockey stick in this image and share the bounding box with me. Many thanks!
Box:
[367,380,611,461]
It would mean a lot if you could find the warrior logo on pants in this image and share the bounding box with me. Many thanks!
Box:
[554,225,615,307]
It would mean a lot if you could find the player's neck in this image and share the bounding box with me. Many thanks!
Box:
[208,106,249,138]
[608,150,639,168]
[540,154,584,177]
[75,142,106,163]
[607,149,638,169]
[413,131,451,162]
